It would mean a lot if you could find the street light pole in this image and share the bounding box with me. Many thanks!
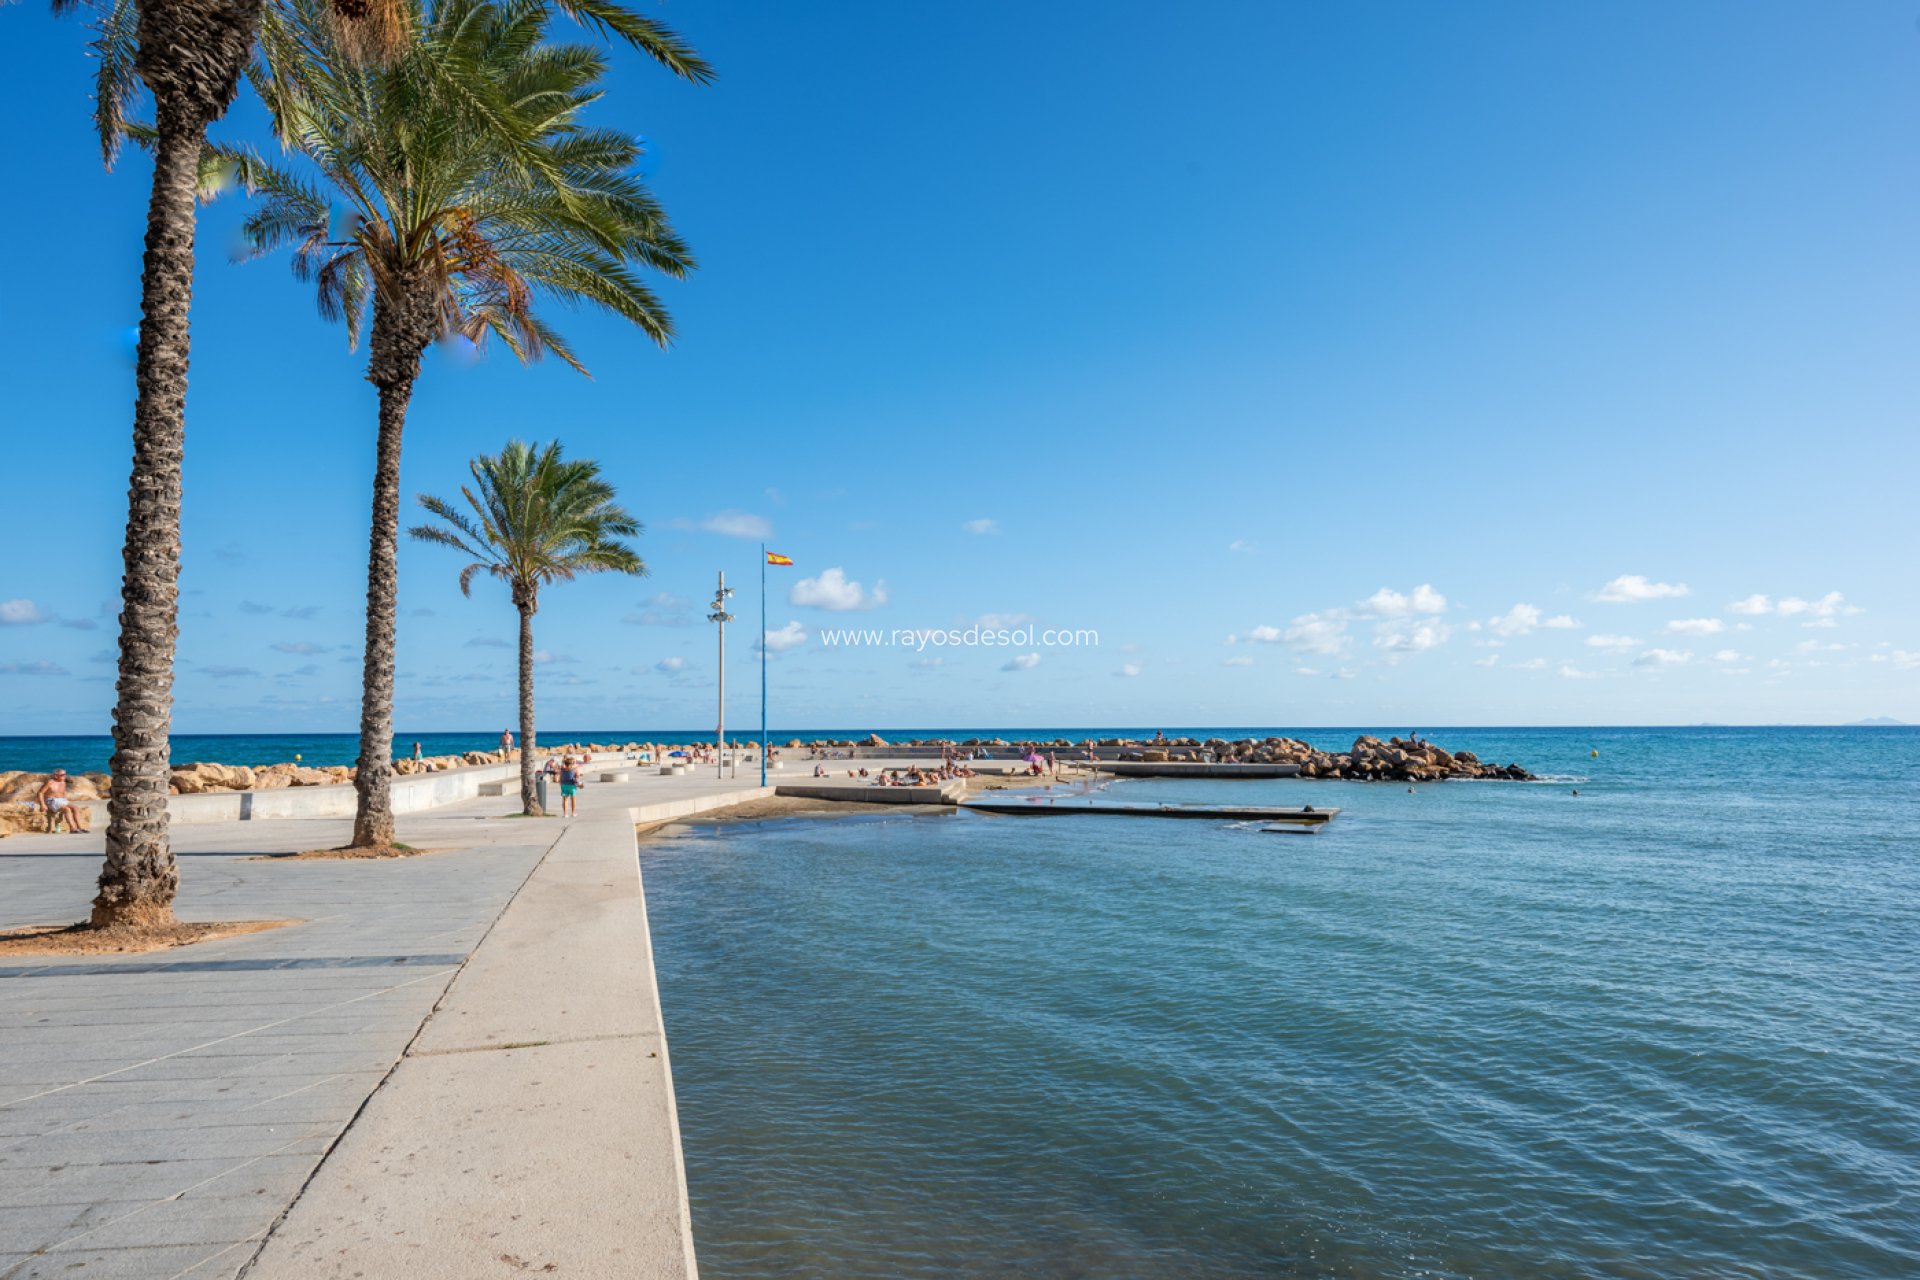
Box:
[708,571,735,781]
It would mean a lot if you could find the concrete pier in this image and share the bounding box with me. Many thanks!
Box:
[0,759,944,1277]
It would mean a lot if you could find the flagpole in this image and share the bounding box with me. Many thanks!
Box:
[759,544,768,787]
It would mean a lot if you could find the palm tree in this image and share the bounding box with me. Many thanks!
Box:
[226,0,694,849]
[57,0,708,919]
[411,440,644,815]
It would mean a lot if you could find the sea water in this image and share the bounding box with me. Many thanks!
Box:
[642,727,1920,1279]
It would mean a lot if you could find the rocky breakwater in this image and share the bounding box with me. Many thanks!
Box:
[1121,734,1534,782]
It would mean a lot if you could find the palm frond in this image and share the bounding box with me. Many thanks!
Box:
[541,0,713,83]
[412,438,645,606]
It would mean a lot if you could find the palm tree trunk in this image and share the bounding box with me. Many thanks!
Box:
[92,109,206,928]
[349,376,409,847]
[350,279,438,848]
[517,598,542,816]
[93,0,265,924]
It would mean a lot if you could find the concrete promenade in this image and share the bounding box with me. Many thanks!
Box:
[0,758,889,1279]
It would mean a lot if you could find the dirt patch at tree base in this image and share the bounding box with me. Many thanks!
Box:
[0,919,297,957]
[259,843,439,861]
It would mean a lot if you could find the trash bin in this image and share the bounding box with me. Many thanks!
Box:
[536,773,550,812]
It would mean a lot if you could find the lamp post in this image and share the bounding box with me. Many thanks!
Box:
[708,572,735,780]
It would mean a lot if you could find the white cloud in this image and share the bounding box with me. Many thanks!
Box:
[0,599,48,626]
[1888,650,1920,670]
[1279,612,1347,655]
[1597,575,1690,603]
[1375,622,1451,655]
[1292,665,1318,676]
[700,511,772,539]
[1246,624,1284,644]
[1733,591,1859,620]
[912,656,944,668]
[1360,584,1447,617]
[655,656,689,673]
[1543,615,1580,629]
[1585,634,1640,651]
[963,518,1000,536]
[0,659,66,676]
[1228,539,1254,553]
[531,650,574,665]
[1473,654,1501,668]
[1511,657,1548,670]
[1488,603,1542,637]
[1116,662,1143,678]
[1224,655,1254,667]
[1802,617,1838,630]
[790,568,888,612]
[1002,652,1041,672]
[1634,648,1693,667]
[1559,664,1600,680]
[1777,592,1854,618]
[1711,649,1746,663]
[1666,618,1725,636]
[760,621,808,652]
[976,612,1034,631]
[1793,640,1846,654]
[271,641,329,654]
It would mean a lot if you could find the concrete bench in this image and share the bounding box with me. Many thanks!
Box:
[598,771,632,784]
[659,764,687,776]
[478,781,510,797]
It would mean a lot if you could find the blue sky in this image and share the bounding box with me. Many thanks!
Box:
[2,0,1917,733]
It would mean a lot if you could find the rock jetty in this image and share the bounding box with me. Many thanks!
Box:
[1117,734,1534,782]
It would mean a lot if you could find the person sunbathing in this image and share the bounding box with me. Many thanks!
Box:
[37,770,89,834]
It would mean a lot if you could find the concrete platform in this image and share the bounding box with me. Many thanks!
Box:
[1095,761,1303,778]
[963,797,1338,824]
[0,754,949,1278]
[774,781,964,805]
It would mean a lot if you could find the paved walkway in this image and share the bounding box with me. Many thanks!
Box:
[0,756,942,1279]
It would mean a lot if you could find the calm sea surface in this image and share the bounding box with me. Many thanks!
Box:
[643,727,1920,1279]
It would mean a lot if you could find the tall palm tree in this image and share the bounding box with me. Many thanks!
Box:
[227,0,694,849]
[58,0,709,919]
[410,440,644,815]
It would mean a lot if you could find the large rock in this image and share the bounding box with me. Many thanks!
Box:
[169,762,255,794]
[0,802,53,836]
[0,772,45,804]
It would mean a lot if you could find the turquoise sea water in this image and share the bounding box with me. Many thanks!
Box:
[643,727,1920,1279]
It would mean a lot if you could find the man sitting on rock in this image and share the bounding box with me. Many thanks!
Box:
[37,769,88,834]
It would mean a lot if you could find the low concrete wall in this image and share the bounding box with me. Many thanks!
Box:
[630,788,777,826]
[75,759,530,827]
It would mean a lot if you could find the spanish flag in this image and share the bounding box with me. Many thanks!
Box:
[766,552,793,566]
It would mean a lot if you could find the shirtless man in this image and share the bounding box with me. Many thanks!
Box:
[499,728,515,758]
[37,769,88,834]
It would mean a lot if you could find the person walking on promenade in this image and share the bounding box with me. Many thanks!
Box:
[558,756,582,817]
[500,728,515,759]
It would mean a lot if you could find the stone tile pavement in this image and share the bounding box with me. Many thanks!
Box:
[0,755,939,1278]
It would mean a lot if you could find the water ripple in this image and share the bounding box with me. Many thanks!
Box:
[647,728,1920,1279]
